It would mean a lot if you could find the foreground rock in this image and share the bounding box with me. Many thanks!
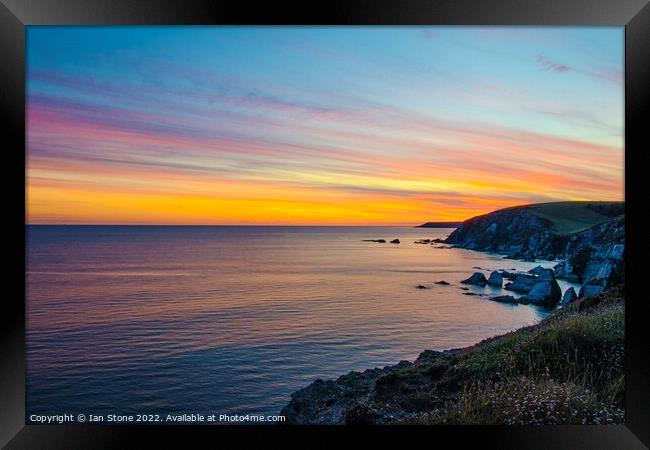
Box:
[362,239,386,243]
[461,272,487,286]
[519,279,562,305]
[528,265,554,280]
[390,239,400,244]
[487,271,503,287]
[434,280,450,285]
[579,284,605,299]
[561,287,578,304]
[489,295,517,304]
[504,273,537,293]
[499,270,517,281]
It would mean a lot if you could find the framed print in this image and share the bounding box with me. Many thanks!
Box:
[1,0,649,448]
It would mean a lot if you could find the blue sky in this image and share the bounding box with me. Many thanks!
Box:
[26,27,624,224]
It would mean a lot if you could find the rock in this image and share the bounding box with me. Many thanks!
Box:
[555,217,624,287]
[416,285,429,289]
[504,274,537,293]
[552,260,580,282]
[487,271,503,287]
[434,280,450,285]
[561,287,578,304]
[444,205,568,260]
[280,378,350,424]
[414,238,445,245]
[489,295,518,304]
[362,239,386,243]
[519,279,562,305]
[459,287,470,291]
[462,292,479,296]
[499,270,517,280]
[345,403,377,425]
[608,244,624,261]
[529,266,554,280]
[390,239,400,244]
[414,350,445,365]
[461,272,488,286]
[578,284,605,299]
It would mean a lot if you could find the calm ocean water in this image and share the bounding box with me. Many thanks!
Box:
[26,226,579,420]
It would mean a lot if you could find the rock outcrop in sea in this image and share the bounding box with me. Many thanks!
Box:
[504,273,537,293]
[460,272,487,286]
[519,279,562,305]
[487,271,503,287]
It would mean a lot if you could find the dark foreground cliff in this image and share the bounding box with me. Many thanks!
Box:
[280,286,624,425]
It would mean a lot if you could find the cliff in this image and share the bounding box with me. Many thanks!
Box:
[445,202,624,289]
[553,216,625,287]
[445,201,623,260]
[281,286,624,425]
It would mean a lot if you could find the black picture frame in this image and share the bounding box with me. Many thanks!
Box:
[2,0,648,448]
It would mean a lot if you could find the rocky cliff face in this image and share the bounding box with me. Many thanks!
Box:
[445,205,625,291]
[444,207,568,260]
[553,216,624,287]
[280,351,453,424]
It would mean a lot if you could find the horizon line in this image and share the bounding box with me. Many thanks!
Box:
[25,223,452,227]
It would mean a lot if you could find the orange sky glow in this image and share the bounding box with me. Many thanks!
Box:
[27,27,624,225]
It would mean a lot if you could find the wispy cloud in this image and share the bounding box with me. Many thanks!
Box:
[26,27,624,224]
[536,54,571,73]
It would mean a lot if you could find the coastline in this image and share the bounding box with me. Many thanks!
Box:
[280,285,624,425]
[280,202,625,424]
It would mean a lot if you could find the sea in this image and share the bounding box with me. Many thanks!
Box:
[26,225,581,421]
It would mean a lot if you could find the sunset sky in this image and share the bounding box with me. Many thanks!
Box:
[27,27,624,225]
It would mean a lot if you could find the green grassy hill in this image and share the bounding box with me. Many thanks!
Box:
[510,201,624,236]
[367,287,625,425]
[402,286,625,424]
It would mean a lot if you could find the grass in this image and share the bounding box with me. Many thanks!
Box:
[525,201,624,235]
[367,286,625,425]
[416,376,625,425]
